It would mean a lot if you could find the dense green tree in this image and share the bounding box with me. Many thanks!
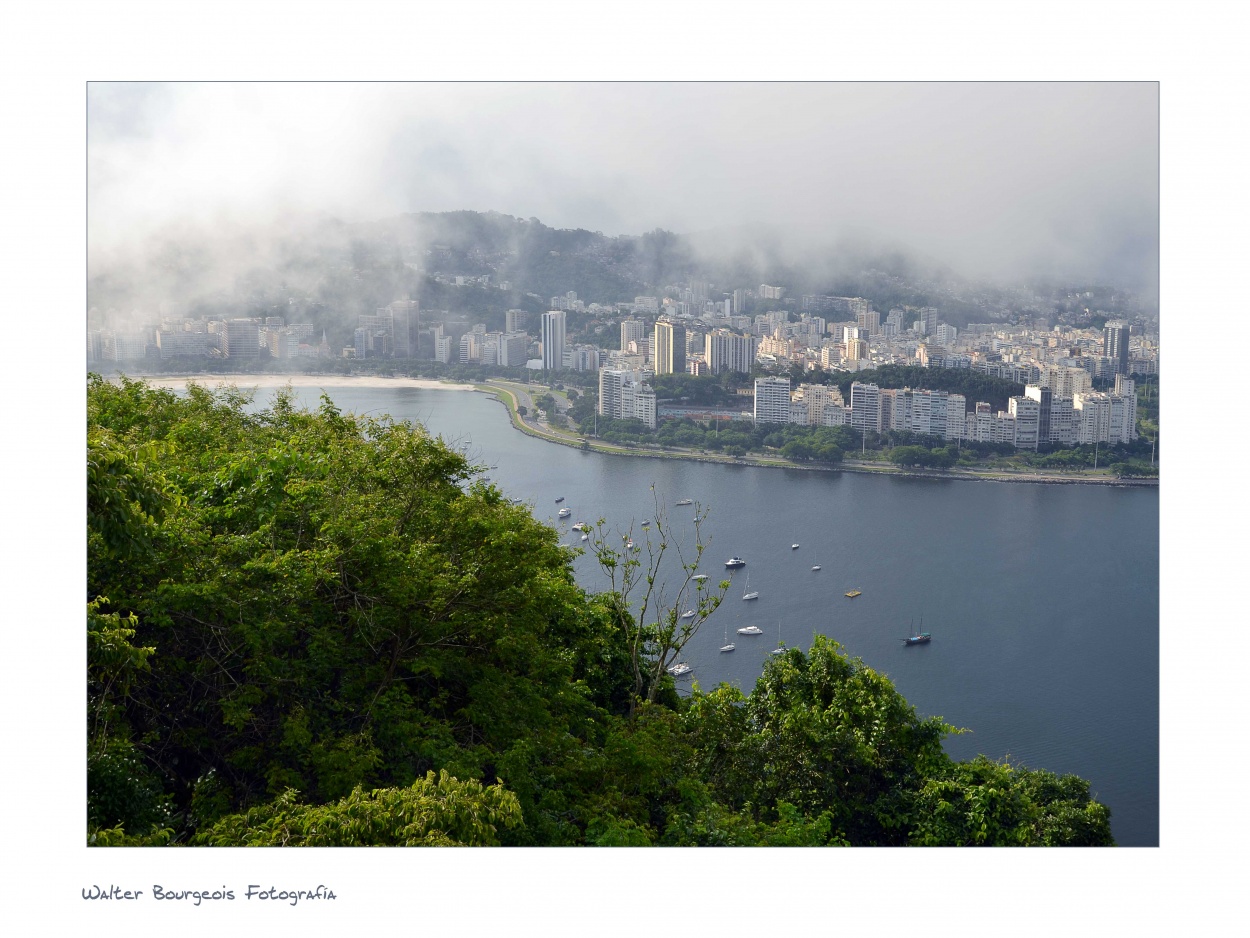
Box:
[86,374,1115,847]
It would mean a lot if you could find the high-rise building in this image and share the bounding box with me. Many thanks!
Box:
[621,318,647,353]
[1008,396,1041,450]
[705,329,757,374]
[505,309,527,334]
[753,377,792,425]
[499,332,528,367]
[1104,320,1131,375]
[1025,385,1053,444]
[223,319,260,359]
[388,298,419,357]
[598,368,657,429]
[918,307,939,336]
[541,310,566,371]
[653,319,687,375]
[856,307,880,337]
[850,382,881,432]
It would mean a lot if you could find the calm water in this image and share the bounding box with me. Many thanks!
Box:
[245,384,1160,846]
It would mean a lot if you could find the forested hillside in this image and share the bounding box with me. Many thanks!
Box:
[87,375,1114,846]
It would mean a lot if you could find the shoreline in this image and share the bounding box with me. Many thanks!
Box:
[474,382,1159,489]
[131,373,475,392]
[120,372,1157,488]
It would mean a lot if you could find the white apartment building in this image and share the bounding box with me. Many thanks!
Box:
[1008,396,1041,450]
[499,331,528,367]
[620,318,647,353]
[850,381,881,432]
[1074,392,1112,444]
[705,329,758,375]
[598,368,657,430]
[753,376,792,425]
[505,309,527,334]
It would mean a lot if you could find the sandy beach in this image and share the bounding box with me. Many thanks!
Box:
[139,374,476,392]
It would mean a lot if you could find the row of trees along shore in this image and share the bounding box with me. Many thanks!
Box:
[88,374,1114,845]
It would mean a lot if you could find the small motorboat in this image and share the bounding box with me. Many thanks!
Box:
[811,565,822,571]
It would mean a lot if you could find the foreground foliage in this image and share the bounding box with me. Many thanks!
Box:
[86,375,1113,846]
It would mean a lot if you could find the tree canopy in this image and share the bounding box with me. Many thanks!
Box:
[86,374,1113,846]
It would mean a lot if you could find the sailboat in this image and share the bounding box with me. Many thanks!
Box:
[742,572,759,601]
[770,620,786,655]
[720,625,735,653]
[903,617,932,646]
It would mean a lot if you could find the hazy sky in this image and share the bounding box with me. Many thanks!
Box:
[88,82,1158,288]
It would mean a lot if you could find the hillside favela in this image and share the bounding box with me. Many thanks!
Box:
[87,84,1158,853]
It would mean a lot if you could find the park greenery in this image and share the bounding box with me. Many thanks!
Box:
[87,374,1115,846]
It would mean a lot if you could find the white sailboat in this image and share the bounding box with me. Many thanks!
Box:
[742,572,759,601]
[720,625,735,653]
[770,620,786,655]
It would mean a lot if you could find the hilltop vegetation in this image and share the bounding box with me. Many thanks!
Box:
[87,375,1114,846]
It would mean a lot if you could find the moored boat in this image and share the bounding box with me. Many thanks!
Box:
[736,625,764,635]
[667,661,693,677]
[725,557,746,568]
[845,588,862,598]
[675,498,693,506]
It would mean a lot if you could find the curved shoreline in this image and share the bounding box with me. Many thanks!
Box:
[474,382,1158,489]
[126,372,1157,488]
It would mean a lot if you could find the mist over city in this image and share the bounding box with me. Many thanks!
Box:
[88,82,1158,331]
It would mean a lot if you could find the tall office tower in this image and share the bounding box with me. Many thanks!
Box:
[223,319,260,360]
[505,309,526,334]
[1025,385,1053,444]
[653,319,687,375]
[849,381,881,432]
[857,307,881,336]
[621,318,647,352]
[918,307,939,336]
[1008,396,1042,450]
[753,376,792,425]
[733,288,748,314]
[388,298,419,357]
[541,310,566,371]
[705,329,758,374]
[1103,320,1131,375]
